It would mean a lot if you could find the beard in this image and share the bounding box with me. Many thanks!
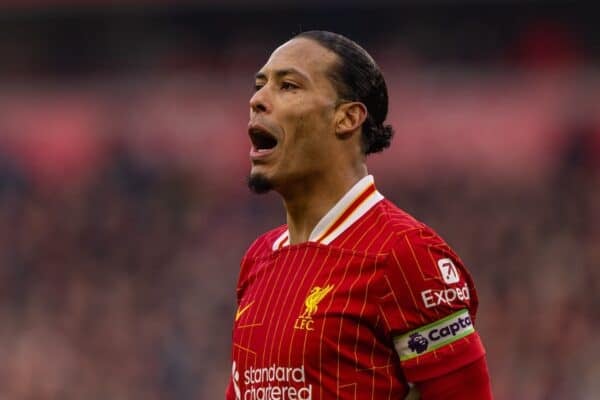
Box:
[247,173,274,194]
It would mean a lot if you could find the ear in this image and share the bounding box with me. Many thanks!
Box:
[335,102,367,138]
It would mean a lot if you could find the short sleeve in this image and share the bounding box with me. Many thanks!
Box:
[378,228,486,382]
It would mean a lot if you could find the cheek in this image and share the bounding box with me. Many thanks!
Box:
[277,95,336,154]
[292,117,333,163]
[287,102,334,137]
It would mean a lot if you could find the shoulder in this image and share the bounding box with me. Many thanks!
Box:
[242,224,287,261]
[341,198,427,254]
[387,220,467,285]
[236,225,286,300]
[376,199,426,238]
[370,199,461,259]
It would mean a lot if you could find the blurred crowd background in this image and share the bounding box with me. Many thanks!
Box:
[0,1,599,399]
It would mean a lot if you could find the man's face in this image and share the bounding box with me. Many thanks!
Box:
[248,38,341,194]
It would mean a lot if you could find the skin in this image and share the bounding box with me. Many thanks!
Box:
[249,37,368,244]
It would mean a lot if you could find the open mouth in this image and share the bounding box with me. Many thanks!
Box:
[249,127,278,152]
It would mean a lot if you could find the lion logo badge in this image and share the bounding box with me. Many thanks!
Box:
[294,285,334,331]
[408,333,429,354]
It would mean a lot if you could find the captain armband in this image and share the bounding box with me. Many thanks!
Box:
[393,309,475,361]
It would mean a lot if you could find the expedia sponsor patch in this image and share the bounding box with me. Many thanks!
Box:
[393,309,475,361]
[421,283,470,309]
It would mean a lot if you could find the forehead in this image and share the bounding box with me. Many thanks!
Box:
[258,38,339,84]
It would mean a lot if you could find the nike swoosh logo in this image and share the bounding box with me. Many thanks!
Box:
[235,301,255,321]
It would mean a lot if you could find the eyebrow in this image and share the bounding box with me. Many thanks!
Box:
[255,68,310,82]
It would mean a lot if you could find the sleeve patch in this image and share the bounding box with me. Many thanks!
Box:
[437,258,460,284]
[393,309,475,361]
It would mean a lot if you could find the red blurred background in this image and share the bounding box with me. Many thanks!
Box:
[0,2,598,399]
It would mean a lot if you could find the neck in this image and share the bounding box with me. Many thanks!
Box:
[281,166,367,245]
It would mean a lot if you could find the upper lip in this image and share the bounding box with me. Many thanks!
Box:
[248,122,279,150]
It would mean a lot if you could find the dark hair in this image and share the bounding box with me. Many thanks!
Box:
[294,30,394,155]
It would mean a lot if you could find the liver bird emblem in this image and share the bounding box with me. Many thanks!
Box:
[301,285,334,318]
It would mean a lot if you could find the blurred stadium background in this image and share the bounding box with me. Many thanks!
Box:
[0,1,598,399]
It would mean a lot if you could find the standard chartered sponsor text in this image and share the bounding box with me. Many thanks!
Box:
[243,364,312,400]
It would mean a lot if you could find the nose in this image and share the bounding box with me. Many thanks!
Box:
[249,86,270,114]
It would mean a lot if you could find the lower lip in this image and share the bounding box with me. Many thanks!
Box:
[250,146,276,160]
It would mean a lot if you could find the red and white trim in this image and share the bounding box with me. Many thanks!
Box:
[272,175,384,250]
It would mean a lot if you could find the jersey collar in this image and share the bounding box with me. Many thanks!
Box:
[272,175,384,250]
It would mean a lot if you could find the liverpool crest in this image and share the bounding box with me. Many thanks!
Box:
[294,285,334,331]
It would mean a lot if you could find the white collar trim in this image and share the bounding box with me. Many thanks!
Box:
[272,175,384,250]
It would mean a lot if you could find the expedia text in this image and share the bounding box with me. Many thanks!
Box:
[421,283,470,308]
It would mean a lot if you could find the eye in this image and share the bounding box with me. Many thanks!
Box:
[253,83,264,92]
[281,81,299,91]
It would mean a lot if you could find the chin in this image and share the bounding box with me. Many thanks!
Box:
[247,172,274,194]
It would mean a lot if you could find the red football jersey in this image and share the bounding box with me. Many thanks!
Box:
[227,176,486,400]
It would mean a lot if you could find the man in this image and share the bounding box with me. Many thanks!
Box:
[227,30,493,399]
